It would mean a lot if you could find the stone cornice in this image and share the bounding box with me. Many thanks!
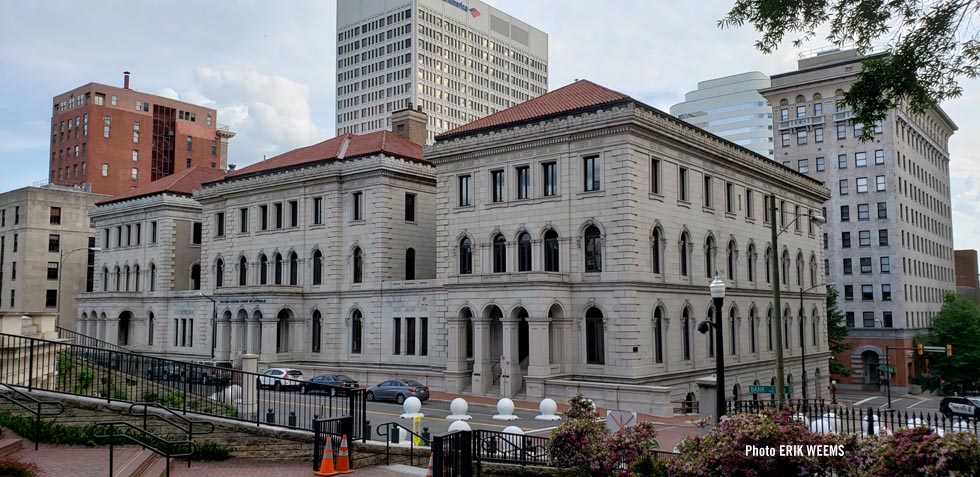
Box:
[90,194,203,221]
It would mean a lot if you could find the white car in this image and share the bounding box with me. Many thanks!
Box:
[257,368,305,391]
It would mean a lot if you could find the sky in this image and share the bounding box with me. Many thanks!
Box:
[2,0,980,252]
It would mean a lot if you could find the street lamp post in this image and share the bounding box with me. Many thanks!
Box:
[56,246,102,330]
[699,276,727,424]
[799,282,833,412]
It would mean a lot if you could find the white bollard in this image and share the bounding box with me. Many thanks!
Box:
[446,398,472,421]
[448,420,472,432]
[500,425,524,450]
[492,398,520,421]
[809,418,834,435]
[399,396,424,419]
[792,413,809,428]
[535,398,561,421]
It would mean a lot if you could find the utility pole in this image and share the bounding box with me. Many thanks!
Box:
[770,195,785,407]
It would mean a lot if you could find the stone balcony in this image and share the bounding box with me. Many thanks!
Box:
[778,115,826,130]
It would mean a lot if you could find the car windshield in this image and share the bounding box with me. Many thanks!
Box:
[404,380,424,387]
[337,375,353,381]
[968,398,980,407]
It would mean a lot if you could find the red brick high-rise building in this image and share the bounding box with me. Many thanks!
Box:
[49,72,235,196]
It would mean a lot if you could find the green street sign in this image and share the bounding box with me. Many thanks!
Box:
[749,385,793,394]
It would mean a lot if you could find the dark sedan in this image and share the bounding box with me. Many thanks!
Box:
[301,374,359,395]
[366,379,429,404]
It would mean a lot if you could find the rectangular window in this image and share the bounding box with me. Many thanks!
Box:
[679,167,689,201]
[838,154,847,169]
[151,221,157,243]
[133,121,140,143]
[797,130,807,145]
[855,152,867,167]
[725,182,734,213]
[877,202,887,219]
[883,311,893,328]
[814,128,824,143]
[651,158,661,194]
[47,262,59,280]
[862,284,874,301]
[746,189,754,218]
[132,150,139,162]
[103,116,110,138]
[458,175,472,206]
[844,285,854,301]
[798,159,809,173]
[406,317,416,355]
[859,230,871,247]
[854,122,864,137]
[781,133,790,147]
[781,108,789,121]
[240,208,249,232]
[842,232,851,248]
[393,318,401,355]
[420,317,428,356]
[856,177,868,193]
[192,222,202,244]
[45,290,57,308]
[794,205,801,231]
[516,166,529,199]
[878,229,889,246]
[815,157,825,171]
[542,162,557,196]
[274,202,284,228]
[703,175,713,208]
[837,124,846,140]
[49,207,61,225]
[216,212,225,237]
[876,175,886,191]
[404,193,415,222]
[111,95,117,106]
[880,256,891,273]
[858,204,870,220]
[882,284,892,301]
[101,164,108,176]
[814,103,823,116]
[94,94,104,106]
[863,312,875,328]
[11,262,15,280]
[875,149,885,165]
[491,170,504,202]
[352,193,363,220]
[839,179,849,195]
[288,200,298,227]
[843,258,852,275]
[846,312,855,327]
[186,158,192,168]
[186,136,193,153]
[48,234,60,252]
[860,257,872,273]
[583,156,600,191]
[135,223,141,245]
[131,168,138,181]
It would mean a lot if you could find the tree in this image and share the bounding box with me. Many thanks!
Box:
[720,0,980,138]
[825,286,851,377]
[925,293,980,387]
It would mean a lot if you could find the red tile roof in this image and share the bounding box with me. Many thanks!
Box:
[97,166,227,205]
[220,130,425,181]
[437,79,630,139]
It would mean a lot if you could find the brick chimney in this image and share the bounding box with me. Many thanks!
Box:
[390,102,428,146]
[123,71,131,89]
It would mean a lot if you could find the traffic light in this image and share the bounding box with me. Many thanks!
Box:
[947,344,953,357]
[918,343,924,356]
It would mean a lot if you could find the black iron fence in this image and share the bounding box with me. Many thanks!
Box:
[56,326,134,353]
[375,421,430,467]
[729,399,980,436]
[312,416,354,472]
[0,382,65,450]
[432,430,472,477]
[472,429,549,467]
[92,420,194,477]
[0,332,367,437]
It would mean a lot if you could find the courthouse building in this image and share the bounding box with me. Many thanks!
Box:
[78,81,830,416]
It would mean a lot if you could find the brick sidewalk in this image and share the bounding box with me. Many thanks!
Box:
[15,444,143,476]
[171,460,423,476]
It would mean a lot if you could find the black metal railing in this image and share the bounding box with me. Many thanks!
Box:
[92,421,194,477]
[312,416,354,472]
[376,421,430,467]
[129,402,214,468]
[0,383,65,450]
[728,399,980,436]
[56,327,134,353]
[432,430,472,477]
[0,332,367,436]
[472,429,549,467]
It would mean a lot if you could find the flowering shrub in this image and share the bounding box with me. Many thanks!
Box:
[604,421,660,477]
[860,427,980,477]
[564,392,599,420]
[547,415,608,476]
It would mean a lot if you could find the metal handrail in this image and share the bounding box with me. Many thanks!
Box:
[376,421,429,467]
[92,420,195,477]
[56,327,134,353]
[128,402,215,436]
[0,383,65,450]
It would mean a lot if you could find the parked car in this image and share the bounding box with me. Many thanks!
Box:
[145,363,185,382]
[366,379,429,404]
[940,396,980,420]
[188,360,234,386]
[257,368,305,391]
[301,374,359,395]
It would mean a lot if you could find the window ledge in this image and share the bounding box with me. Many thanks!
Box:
[648,192,664,203]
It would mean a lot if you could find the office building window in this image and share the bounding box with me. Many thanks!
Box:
[216,212,225,237]
[542,162,557,196]
[876,175,886,191]
[458,175,472,206]
[651,158,661,194]
[274,202,283,228]
[516,166,529,199]
[815,128,823,143]
[877,202,887,219]
[859,230,871,247]
[879,229,889,246]
[863,312,875,328]
[583,156,600,191]
[679,167,689,201]
[725,182,735,213]
[186,136,193,153]
[843,258,852,275]
[781,133,790,147]
[842,232,851,248]
[798,159,809,173]
[862,284,874,301]
[48,234,60,252]
[882,284,892,301]
[746,190,754,218]
[837,124,846,139]
[703,175,713,208]
[47,262,59,280]
[491,170,504,202]
[838,154,847,169]
[404,194,415,222]
[844,285,854,301]
[846,312,855,327]
[45,290,57,308]
[49,207,61,225]
[855,152,867,167]
[856,177,869,193]
[839,179,849,195]
[880,256,891,273]
[857,204,870,220]
[797,130,807,144]
[875,149,885,165]
[860,257,872,273]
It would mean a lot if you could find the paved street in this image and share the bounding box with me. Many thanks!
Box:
[836,393,943,412]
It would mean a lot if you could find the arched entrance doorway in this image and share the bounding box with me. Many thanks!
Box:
[276,309,291,354]
[517,308,529,368]
[862,350,880,385]
[117,311,132,346]
[485,305,504,385]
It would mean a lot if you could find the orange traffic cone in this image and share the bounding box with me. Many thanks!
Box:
[314,436,338,476]
[424,452,433,477]
[334,435,353,474]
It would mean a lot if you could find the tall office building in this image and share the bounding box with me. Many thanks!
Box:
[670,72,774,159]
[761,49,957,392]
[50,72,235,197]
[336,0,548,143]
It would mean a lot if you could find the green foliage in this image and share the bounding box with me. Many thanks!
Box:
[0,411,98,446]
[826,286,852,377]
[161,392,183,409]
[75,368,94,395]
[924,293,980,387]
[193,441,231,461]
[142,391,159,402]
[630,456,670,477]
[547,416,608,476]
[0,457,41,477]
[719,0,980,135]
[604,422,660,477]
[564,393,599,420]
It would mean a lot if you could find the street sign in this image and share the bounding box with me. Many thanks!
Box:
[923,346,946,353]
[749,385,793,394]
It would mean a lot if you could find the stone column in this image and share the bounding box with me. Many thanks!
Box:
[245,321,257,355]
[527,321,551,377]
[443,320,468,393]
[260,320,277,362]
[696,376,718,434]
[501,320,522,397]
[240,354,259,420]
[104,321,118,345]
[230,321,243,363]
[472,321,491,395]
[215,320,231,361]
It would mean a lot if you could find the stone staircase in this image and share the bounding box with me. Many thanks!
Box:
[112,448,172,477]
[0,436,23,458]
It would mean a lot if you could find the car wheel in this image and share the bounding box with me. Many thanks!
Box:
[396,393,406,405]
[366,391,375,402]
[274,381,282,392]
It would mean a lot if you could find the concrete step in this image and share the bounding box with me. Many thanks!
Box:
[0,438,23,458]
[114,448,159,477]
[138,454,177,477]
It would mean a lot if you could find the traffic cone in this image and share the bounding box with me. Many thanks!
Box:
[424,452,434,477]
[334,435,353,474]
[314,436,338,476]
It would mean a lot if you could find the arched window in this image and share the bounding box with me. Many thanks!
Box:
[784,307,792,349]
[749,308,757,353]
[353,248,363,283]
[274,253,283,285]
[798,306,806,352]
[518,232,532,272]
[312,310,322,353]
[544,230,559,272]
[190,264,201,290]
[148,312,155,346]
[767,307,774,351]
[114,266,121,291]
[150,264,156,292]
[809,254,817,286]
[215,259,224,288]
[259,254,268,284]
[124,266,131,291]
[704,236,715,278]
[288,252,298,285]
[459,237,473,274]
[682,307,692,360]
[651,228,662,274]
[729,307,737,355]
[680,232,690,277]
[584,226,602,272]
[239,256,248,286]
[811,307,819,347]
[492,234,506,273]
[765,246,772,283]
[585,307,605,365]
[351,310,363,353]
[133,265,140,291]
[405,248,416,280]
[796,252,804,286]
[102,267,109,291]
[312,250,323,285]
[727,239,737,280]
[654,307,664,364]
[781,250,790,285]
[747,244,756,282]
